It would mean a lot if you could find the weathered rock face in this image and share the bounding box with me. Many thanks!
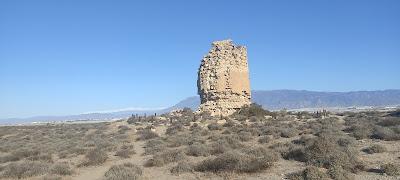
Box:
[197,39,251,116]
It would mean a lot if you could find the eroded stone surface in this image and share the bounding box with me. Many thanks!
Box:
[197,39,251,116]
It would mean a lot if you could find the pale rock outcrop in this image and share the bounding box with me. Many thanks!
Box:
[197,39,251,116]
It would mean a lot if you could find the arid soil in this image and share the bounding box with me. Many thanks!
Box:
[0,107,399,180]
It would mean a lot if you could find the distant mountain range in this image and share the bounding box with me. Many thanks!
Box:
[171,89,400,110]
[1,90,399,125]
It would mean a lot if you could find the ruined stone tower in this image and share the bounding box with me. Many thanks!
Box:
[197,39,251,116]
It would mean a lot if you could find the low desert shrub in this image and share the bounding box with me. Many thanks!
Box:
[210,136,243,155]
[117,125,131,134]
[42,175,62,180]
[144,139,166,155]
[269,142,303,160]
[104,163,142,180]
[242,146,280,162]
[80,148,108,166]
[232,103,269,118]
[208,123,223,131]
[165,134,194,147]
[377,117,400,127]
[27,153,53,162]
[0,154,20,163]
[238,131,252,142]
[327,164,354,180]
[372,126,400,141]
[127,116,137,124]
[284,146,306,162]
[223,120,236,127]
[1,161,49,179]
[287,166,330,180]
[12,148,40,159]
[362,144,387,154]
[170,161,193,175]
[136,129,159,140]
[186,142,210,157]
[166,124,184,135]
[304,133,361,173]
[258,135,273,144]
[195,150,276,173]
[115,144,135,158]
[292,135,314,146]
[281,128,299,138]
[146,149,186,167]
[381,163,400,176]
[388,109,400,117]
[50,163,73,176]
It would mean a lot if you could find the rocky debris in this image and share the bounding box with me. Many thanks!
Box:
[197,39,251,116]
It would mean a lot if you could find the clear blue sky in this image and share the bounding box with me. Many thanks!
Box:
[1,0,399,119]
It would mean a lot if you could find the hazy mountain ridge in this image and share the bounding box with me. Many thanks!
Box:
[172,90,400,111]
[2,90,399,125]
[252,89,400,110]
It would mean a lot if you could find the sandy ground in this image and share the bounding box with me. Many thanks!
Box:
[2,115,399,180]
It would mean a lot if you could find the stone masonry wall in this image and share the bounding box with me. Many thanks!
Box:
[197,39,251,116]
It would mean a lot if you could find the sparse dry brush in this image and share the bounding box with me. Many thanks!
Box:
[0,108,399,179]
[137,129,159,140]
[170,161,194,175]
[195,147,279,173]
[186,142,210,157]
[104,163,142,180]
[287,166,330,180]
[79,148,108,166]
[50,163,73,176]
[207,123,223,131]
[115,144,135,158]
[0,161,50,179]
[362,144,387,154]
[146,149,186,167]
[381,163,400,176]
